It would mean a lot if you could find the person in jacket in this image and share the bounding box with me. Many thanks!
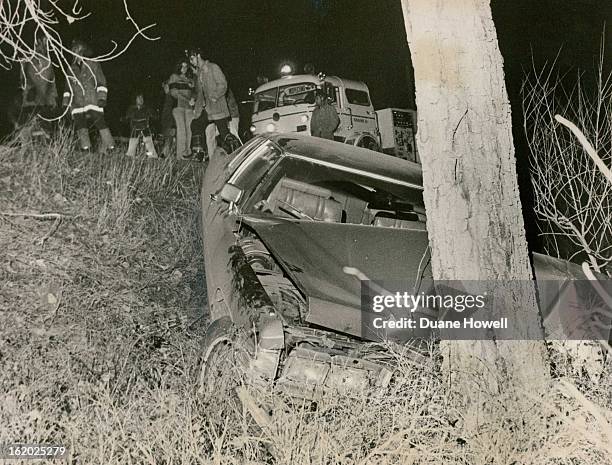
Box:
[188,58,208,161]
[189,49,231,157]
[168,60,195,159]
[226,88,240,138]
[310,89,340,140]
[124,93,158,158]
[190,104,208,161]
[62,40,115,153]
[160,80,176,158]
[19,37,58,140]
[203,87,240,159]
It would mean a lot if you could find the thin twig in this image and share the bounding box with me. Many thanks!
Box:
[1,0,158,120]
[38,216,62,245]
[0,211,68,220]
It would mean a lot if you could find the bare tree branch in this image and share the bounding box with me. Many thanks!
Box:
[523,57,612,276]
[555,115,612,185]
[1,0,159,119]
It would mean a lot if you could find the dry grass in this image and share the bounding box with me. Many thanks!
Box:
[1,126,209,463]
[0,128,610,464]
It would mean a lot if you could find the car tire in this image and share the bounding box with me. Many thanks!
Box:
[197,318,252,399]
[357,136,380,152]
[197,318,267,446]
[223,133,242,154]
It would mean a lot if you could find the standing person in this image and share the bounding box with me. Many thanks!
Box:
[168,60,195,159]
[62,40,115,153]
[160,80,176,158]
[6,91,22,132]
[124,93,158,158]
[190,105,208,161]
[310,89,340,140]
[189,49,231,158]
[203,86,241,156]
[226,88,240,138]
[19,37,58,141]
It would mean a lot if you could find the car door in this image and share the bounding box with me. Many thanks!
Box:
[200,138,283,323]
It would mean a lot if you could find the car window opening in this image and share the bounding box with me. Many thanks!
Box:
[247,155,426,229]
[228,141,283,199]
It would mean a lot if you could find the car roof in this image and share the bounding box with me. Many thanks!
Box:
[265,133,424,190]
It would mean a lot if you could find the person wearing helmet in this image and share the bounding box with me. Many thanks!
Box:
[62,40,115,153]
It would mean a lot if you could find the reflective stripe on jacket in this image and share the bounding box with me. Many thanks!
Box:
[63,60,107,113]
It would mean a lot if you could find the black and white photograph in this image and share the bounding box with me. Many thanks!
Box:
[0,0,611,463]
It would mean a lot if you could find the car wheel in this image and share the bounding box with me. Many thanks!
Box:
[357,136,380,152]
[197,318,252,399]
[197,318,266,447]
[227,133,243,153]
[217,133,242,154]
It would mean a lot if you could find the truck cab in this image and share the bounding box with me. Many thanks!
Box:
[250,74,382,151]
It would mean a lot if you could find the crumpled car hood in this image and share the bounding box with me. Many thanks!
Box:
[242,216,597,340]
[243,216,430,338]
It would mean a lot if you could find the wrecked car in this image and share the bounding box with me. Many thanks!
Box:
[199,133,610,399]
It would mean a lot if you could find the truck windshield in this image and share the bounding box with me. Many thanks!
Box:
[253,87,278,113]
[278,82,317,107]
[253,82,318,113]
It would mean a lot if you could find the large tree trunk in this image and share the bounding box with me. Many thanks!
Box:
[400,0,549,393]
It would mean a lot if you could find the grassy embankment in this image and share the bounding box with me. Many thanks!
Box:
[0,129,610,464]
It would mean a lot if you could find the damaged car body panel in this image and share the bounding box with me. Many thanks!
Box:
[200,133,609,400]
[200,133,429,398]
[241,217,431,338]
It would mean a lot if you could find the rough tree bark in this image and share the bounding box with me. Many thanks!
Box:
[400,0,549,394]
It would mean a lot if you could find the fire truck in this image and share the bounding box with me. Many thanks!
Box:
[249,72,420,163]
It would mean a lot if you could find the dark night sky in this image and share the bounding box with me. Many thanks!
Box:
[1,0,610,136]
[1,0,609,249]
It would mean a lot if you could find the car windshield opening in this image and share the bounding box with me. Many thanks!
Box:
[250,155,426,226]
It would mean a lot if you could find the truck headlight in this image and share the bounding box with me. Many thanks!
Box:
[266,123,276,132]
[250,125,257,133]
[300,114,309,123]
